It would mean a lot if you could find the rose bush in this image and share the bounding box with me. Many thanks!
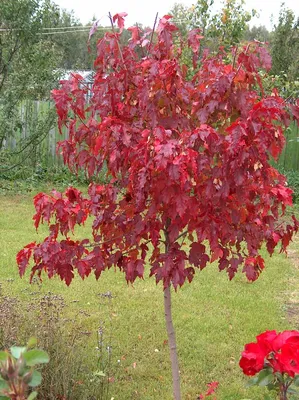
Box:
[240,330,299,399]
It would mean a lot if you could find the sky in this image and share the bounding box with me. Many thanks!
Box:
[54,0,299,30]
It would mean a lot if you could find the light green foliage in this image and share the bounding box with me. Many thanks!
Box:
[261,72,299,100]
[208,0,255,48]
[170,2,192,38]
[271,4,299,81]
[188,0,255,50]
[0,0,62,165]
[169,0,255,73]
[189,0,215,38]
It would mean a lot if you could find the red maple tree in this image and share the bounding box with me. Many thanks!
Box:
[17,13,299,400]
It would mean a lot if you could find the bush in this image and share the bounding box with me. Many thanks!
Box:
[0,285,114,400]
[0,162,109,195]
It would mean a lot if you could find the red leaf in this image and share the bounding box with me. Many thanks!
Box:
[57,264,74,286]
[243,256,265,281]
[113,12,128,33]
[188,29,203,53]
[128,26,140,45]
[189,243,209,269]
[16,242,36,277]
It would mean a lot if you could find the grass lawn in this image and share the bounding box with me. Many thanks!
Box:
[1,189,299,399]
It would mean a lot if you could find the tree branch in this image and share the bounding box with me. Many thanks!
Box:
[147,12,159,56]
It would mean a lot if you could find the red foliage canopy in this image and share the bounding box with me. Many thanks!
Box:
[17,14,299,289]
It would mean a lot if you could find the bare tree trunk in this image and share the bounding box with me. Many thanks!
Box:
[164,284,181,400]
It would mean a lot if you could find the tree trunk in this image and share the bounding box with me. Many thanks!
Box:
[164,284,181,400]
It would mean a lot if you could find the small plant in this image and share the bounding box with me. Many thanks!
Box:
[0,337,49,400]
[240,330,299,400]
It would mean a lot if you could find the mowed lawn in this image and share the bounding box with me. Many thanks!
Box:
[1,190,299,400]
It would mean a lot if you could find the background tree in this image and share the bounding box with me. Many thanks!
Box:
[244,24,271,42]
[0,0,66,174]
[186,0,255,51]
[188,0,214,38]
[0,0,107,174]
[168,0,256,73]
[209,0,255,47]
[41,4,108,71]
[271,4,299,81]
[169,2,191,38]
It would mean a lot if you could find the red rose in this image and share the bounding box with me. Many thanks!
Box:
[239,342,267,376]
[275,342,299,377]
[256,330,277,353]
[272,330,299,352]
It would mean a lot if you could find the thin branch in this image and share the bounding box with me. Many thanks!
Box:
[175,230,188,242]
[232,45,238,69]
[84,234,126,248]
[84,237,164,251]
[147,12,159,57]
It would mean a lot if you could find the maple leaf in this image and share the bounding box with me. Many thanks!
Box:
[57,264,74,286]
[128,26,141,45]
[157,15,176,33]
[188,28,204,69]
[188,29,204,53]
[16,242,36,277]
[189,243,210,270]
[113,12,128,33]
[243,256,265,281]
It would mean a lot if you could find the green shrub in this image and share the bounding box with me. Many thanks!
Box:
[0,287,114,400]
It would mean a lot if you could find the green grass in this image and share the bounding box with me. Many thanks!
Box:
[1,190,299,399]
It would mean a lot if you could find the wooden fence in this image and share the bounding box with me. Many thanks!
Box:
[2,100,68,168]
[2,100,299,171]
[276,122,299,171]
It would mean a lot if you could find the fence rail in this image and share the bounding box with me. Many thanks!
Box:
[2,100,299,172]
